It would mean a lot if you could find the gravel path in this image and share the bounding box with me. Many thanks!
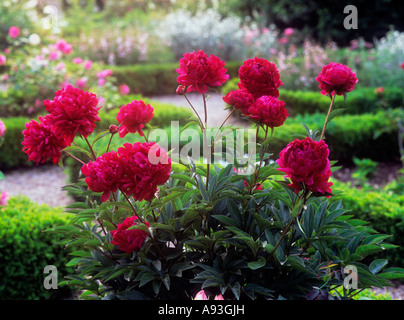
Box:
[0,164,74,208]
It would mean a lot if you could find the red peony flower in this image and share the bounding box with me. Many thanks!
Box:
[246,95,288,128]
[44,85,101,145]
[110,216,150,254]
[276,137,333,196]
[116,100,154,138]
[117,142,172,202]
[223,89,255,116]
[315,62,358,96]
[22,114,67,165]
[176,50,229,94]
[401,62,404,69]
[81,151,125,202]
[238,57,283,99]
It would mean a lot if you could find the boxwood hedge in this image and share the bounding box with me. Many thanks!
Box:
[0,196,74,300]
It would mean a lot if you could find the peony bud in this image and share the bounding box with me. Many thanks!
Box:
[176,85,186,95]
[109,124,119,134]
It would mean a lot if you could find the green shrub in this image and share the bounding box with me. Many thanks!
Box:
[279,87,404,116]
[331,179,404,267]
[0,196,74,300]
[110,61,241,96]
[222,78,404,116]
[0,117,32,171]
[260,110,400,164]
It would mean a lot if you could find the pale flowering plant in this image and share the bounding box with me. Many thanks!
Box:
[1,34,122,117]
[24,49,404,300]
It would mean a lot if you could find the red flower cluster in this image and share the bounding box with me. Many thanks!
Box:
[80,142,171,203]
[247,95,289,128]
[117,142,172,202]
[176,50,229,94]
[44,85,101,145]
[111,216,150,253]
[238,57,283,99]
[223,57,287,128]
[276,137,333,196]
[22,115,67,165]
[22,85,101,165]
[222,89,255,116]
[116,100,154,138]
[315,62,358,96]
[81,151,124,202]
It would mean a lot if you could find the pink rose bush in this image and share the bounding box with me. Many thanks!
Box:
[0,191,9,206]
[8,26,20,39]
[119,84,130,95]
[0,55,6,66]
[0,119,6,138]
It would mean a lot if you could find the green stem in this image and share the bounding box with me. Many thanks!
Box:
[106,133,114,153]
[63,150,86,166]
[203,93,210,191]
[183,93,204,130]
[119,188,144,224]
[270,191,308,256]
[320,93,336,141]
[253,125,271,191]
[83,135,97,160]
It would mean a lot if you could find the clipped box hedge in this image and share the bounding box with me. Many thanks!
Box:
[331,179,404,267]
[0,116,32,170]
[260,110,401,164]
[222,77,404,116]
[0,196,74,300]
[110,61,242,96]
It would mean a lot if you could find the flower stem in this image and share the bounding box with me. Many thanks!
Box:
[253,125,271,191]
[203,93,210,190]
[83,135,97,160]
[320,93,336,141]
[270,191,308,257]
[106,133,114,153]
[119,188,144,224]
[183,93,204,130]
[210,107,236,165]
[63,150,86,166]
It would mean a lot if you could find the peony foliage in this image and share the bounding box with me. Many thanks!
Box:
[23,50,404,300]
